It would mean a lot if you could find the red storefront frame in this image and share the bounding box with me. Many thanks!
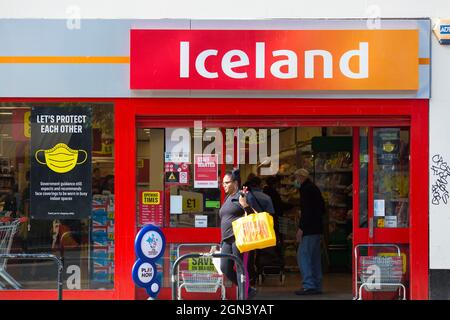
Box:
[0,98,428,300]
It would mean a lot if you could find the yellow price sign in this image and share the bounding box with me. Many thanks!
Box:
[181,191,204,213]
[379,252,407,274]
[377,218,385,228]
[142,191,160,205]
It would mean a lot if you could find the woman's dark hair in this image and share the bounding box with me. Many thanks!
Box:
[225,168,241,186]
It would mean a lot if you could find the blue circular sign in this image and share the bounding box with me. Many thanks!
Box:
[134,224,166,262]
[146,280,161,298]
[132,259,157,288]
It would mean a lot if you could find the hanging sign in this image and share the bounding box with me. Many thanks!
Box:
[139,190,164,227]
[133,224,166,299]
[194,154,218,189]
[30,106,92,220]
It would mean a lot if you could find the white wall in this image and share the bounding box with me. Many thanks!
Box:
[0,0,448,19]
[429,39,450,269]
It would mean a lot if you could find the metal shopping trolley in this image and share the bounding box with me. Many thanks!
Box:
[0,217,25,289]
[171,243,246,300]
[0,216,64,299]
[354,244,406,300]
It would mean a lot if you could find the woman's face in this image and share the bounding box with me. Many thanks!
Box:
[222,174,237,195]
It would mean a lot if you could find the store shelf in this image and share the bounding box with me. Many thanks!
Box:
[315,169,352,174]
[327,204,348,208]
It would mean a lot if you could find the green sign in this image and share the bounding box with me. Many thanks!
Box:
[205,200,221,209]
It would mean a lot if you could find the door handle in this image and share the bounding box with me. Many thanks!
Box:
[369,217,374,239]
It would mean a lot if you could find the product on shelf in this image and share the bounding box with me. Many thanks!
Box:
[91,194,115,286]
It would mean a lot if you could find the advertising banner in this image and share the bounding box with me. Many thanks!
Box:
[30,106,92,219]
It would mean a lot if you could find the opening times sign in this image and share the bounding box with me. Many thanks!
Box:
[31,106,92,220]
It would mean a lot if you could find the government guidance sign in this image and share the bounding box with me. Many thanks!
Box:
[31,106,92,219]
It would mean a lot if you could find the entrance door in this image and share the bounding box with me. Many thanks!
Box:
[353,127,411,299]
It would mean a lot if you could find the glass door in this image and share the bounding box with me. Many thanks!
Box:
[353,127,410,299]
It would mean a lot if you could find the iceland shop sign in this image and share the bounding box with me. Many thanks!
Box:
[130,29,419,91]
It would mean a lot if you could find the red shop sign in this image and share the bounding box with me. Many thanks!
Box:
[130,29,419,91]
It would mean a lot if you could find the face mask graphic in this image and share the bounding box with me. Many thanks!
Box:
[35,143,88,174]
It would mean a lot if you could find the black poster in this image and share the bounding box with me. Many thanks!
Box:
[375,128,400,165]
[31,106,92,220]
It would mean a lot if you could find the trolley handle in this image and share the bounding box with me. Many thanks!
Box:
[171,252,246,300]
[0,253,63,300]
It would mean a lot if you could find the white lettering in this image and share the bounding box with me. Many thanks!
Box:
[304,50,333,79]
[180,41,189,78]
[255,42,265,78]
[339,42,369,79]
[222,50,249,79]
[179,41,369,81]
[270,50,297,79]
[195,49,218,79]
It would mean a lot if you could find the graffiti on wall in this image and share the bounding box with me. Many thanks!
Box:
[431,154,450,205]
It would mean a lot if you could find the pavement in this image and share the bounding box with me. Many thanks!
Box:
[251,272,353,300]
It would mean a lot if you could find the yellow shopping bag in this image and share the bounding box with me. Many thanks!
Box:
[232,211,277,253]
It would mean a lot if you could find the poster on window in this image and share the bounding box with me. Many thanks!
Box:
[30,106,92,220]
[375,128,400,165]
[139,190,164,227]
[194,154,218,189]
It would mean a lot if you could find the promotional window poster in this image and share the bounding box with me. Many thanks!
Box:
[30,106,92,220]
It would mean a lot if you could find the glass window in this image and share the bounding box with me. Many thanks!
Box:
[0,103,114,290]
[373,128,409,228]
[136,127,222,229]
[359,127,368,228]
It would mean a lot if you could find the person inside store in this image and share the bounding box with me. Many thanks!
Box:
[101,174,114,194]
[243,174,275,289]
[294,168,325,295]
[219,169,256,299]
[263,174,293,242]
[2,180,18,217]
[92,167,103,194]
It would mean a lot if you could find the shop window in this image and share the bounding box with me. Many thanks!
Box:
[373,128,409,228]
[136,128,221,229]
[0,103,114,290]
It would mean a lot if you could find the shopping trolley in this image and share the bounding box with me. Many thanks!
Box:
[354,244,406,300]
[171,243,246,300]
[0,217,63,299]
[0,217,26,289]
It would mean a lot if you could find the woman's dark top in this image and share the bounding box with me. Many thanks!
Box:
[219,192,245,241]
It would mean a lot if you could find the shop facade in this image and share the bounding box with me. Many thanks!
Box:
[0,17,438,300]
